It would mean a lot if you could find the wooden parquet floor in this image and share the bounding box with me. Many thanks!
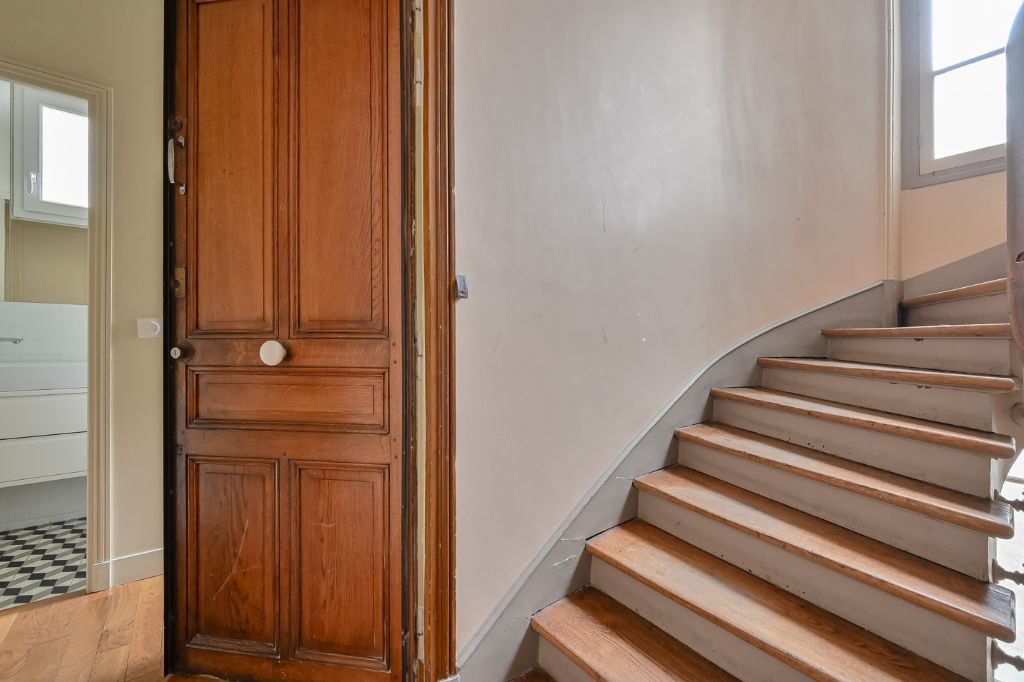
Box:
[0,576,187,681]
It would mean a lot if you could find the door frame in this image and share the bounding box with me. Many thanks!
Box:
[161,2,456,679]
[420,0,456,679]
[0,57,113,594]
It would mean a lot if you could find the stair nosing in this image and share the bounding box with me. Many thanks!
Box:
[634,466,1015,640]
[821,323,1012,339]
[710,386,1014,459]
[902,279,1007,309]
[674,422,1014,538]
[757,357,1018,393]
[587,521,966,682]
[530,587,738,681]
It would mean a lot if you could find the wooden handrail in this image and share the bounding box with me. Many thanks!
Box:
[1008,2,1024,352]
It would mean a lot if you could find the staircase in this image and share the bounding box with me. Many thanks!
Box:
[516,277,1022,681]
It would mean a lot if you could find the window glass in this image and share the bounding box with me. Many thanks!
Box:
[932,0,1023,70]
[40,105,88,208]
[933,54,1007,158]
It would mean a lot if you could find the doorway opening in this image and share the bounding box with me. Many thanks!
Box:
[0,59,112,611]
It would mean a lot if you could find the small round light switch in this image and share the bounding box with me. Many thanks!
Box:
[136,318,163,339]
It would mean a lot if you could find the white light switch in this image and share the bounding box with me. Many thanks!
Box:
[137,318,163,339]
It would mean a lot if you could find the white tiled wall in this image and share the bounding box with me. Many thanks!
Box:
[0,302,87,363]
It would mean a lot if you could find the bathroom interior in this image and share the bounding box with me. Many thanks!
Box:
[0,77,90,610]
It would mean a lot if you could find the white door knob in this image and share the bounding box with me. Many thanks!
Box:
[259,340,287,366]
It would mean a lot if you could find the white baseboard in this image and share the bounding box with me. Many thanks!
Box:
[87,561,109,592]
[90,547,164,590]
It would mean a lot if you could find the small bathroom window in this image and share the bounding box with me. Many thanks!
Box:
[11,84,88,227]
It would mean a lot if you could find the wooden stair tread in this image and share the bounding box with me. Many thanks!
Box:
[588,521,965,681]
[675,423,1014,537]
[635,466,1015,640]
[511,670,555,682]
[757,357,1017,392]
[710,387,1014,459]
[902,279,1007,309]
[821,323,1011,339]
[531,587,737,681]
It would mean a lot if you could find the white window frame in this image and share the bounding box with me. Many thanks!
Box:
[902,0,1010,188]
[0,81,12,202]
[12,83,89,227]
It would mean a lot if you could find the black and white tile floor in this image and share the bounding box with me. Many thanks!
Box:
[0,517,86,610]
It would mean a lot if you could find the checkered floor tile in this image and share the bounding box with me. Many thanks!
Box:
[0,517,86,610]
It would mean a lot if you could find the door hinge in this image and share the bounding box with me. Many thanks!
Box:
[172,267,186,299]
[166,116,184,136]
[410,0,422,30]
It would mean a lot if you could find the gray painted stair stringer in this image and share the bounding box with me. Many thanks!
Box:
[455,280,893,682]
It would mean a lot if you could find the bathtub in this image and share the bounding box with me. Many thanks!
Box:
[0,362,87,489]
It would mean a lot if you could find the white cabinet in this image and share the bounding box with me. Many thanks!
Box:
[0,389,87,439]
[0,388,87,487]
[0,364,88,487]
[0,433,86,488]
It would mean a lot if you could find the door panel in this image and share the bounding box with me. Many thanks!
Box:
[191,0,276,335]
[189,368,387,431]
[170,0,405,679]
[292,464,388,667]
[293,0,386,335]
[188,458,278,654]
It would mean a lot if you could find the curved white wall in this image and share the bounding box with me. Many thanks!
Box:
[454,0,888,650]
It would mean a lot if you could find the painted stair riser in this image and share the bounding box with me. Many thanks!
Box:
[826,336,1015,376]
[711,399,996,497]
[639,492,989,681]
[761,367,1007,433]
[678,441,993,579]
[536,641,591,682]
[589,560,813,682]
[903,293,1008,326]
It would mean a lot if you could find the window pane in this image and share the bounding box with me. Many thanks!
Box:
[932,0,1023,70]
[933,54,1006,158]
[40,105,89,208]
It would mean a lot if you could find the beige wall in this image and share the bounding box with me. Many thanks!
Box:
[0,0,897,641]
[454,0,888,651]
[0,1,164,576]
[901,172,1007,278]
[5,217,88,305]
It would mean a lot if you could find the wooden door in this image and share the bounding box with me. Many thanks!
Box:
[168,1,406,679]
